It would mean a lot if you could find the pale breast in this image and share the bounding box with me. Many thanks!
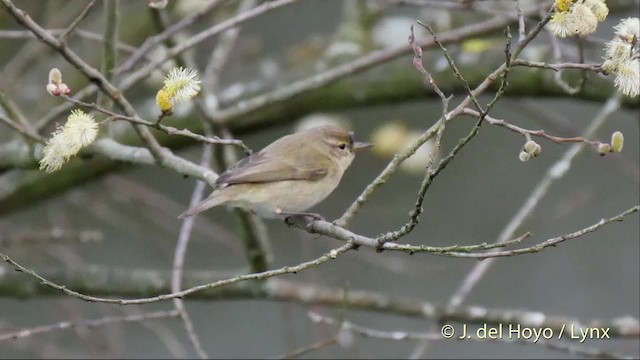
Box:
[221,170,343,217]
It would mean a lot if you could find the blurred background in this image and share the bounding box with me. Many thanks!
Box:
[0,0,638,358]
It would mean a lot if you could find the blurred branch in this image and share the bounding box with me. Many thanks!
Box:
[118,0,225,71]
[209,11,531,125]
[0,310,179,342]
[272,335,337,359]
[205,1,272,277]
[234,207,272,273]
[308,312,634,359]
[0,29,138,53]
[32,4,537,133]
[61,95,253,154]
[56,0,96,43]
[0,1,637,357]
[447,93,627,309]
[0,0,207,178]
[172,143,211,359]
[0,2,631,218]
[0,206,636,310]
[96,0,117,110]
[0,113,43,142]
[0,91,42,142]
[149,0,271,276]
[336,13,529,228]
[0,270,637,339]
[119,0,301,89]
[0,228,103,247]
[374,22,508,247]
[512,59,603,72]
[0,241,357,305]
[0,55,630,214]
[0,91,29,129]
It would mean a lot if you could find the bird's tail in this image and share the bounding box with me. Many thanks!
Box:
[177,192,226,219]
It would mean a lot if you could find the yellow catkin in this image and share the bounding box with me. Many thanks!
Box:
[156,88,173,112]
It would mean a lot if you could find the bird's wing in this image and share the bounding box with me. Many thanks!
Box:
[216,151,327,185]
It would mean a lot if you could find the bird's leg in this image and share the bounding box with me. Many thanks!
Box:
[280,211,325,221]
[283,212,324,230]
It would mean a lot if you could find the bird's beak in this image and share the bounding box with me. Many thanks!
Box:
[353,141,373,150]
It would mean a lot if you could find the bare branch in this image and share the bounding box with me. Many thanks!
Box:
[172,144,212,359]
[447,93,626,309]
[0,241,356,305]
[57,0,96,43]
[0,310,179,342]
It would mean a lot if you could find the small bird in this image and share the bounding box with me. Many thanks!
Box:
[178,125,371,220]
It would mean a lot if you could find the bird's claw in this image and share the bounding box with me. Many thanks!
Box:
[284,213,324,230]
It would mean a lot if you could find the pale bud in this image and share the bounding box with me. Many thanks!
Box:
[58,83,71,96]
[611,131,624,152]
[49,68,62,85]
[532,143,542,157]
[523,140,539,155]
[519,151,531,162]
[46,68,71,96]
[597,143,611,155]
[46,83,60,96]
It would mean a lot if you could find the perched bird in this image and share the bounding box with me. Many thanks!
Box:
[179,125,371,220]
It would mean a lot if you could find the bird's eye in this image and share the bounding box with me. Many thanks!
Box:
[338,143,346,150]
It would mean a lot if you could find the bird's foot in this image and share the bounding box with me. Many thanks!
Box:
[283,212,325,228]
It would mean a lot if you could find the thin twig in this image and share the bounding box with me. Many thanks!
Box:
[0,113,44,142]
[120,0,301,88]
[512,59,603,72]
[333,122,441,227]
[515,0,526,41]
[0,310,179,342]
[203,0,256,97]
[0,90,33,133]
[62,95,253,154]
[195,0,272,274]
[372,24,450,247]
[0,29,138,53]
[546,20,585,94]
[0,0,168,161]
[1,268,637,339]
[373,118,475,247]
[163,126,253,155]
[289,204,638,257]
[159,13,530,125]
[309,311,443,341]
[417,20,485,114]
[172,144,212,359]
[0,228,102,247]
[117,0,225,72]
[272,336,337,359]
[33,10,529,133]
[463,108,601,148]
[374,22,515,246]
[57,0,96,43]
[335,10,543,228]
[0,241,357,305]
[439,206,639,259]
[309,312,634,359]
[447,93,625,309]
[96,0,118,110]
[289,218,528,253]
